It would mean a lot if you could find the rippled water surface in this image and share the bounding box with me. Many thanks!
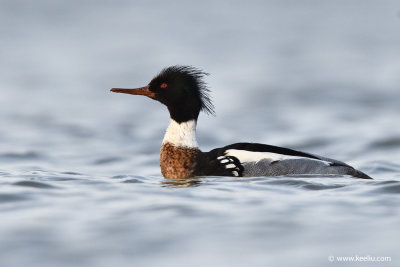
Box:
[1,1,400,266]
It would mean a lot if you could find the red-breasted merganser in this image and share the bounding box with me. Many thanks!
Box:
[111,66,371,179]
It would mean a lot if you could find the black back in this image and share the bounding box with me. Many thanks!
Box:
[207,142,322,160]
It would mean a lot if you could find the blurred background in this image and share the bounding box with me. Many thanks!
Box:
[1,1,400,266]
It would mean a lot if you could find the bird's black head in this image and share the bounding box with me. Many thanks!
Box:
[111,65,214,123]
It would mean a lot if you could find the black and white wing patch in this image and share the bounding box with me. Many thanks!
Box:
[216,155,244,177]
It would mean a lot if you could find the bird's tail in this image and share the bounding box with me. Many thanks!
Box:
[351,168,373,179]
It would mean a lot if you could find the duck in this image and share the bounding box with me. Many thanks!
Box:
[110,65,371,179]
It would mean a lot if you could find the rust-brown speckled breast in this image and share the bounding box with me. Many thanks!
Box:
[160,143,200,179]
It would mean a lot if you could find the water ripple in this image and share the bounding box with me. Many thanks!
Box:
[0,193,30,203]
[369,181,400,194]
[92,157,123,165]
[256,177,348,190]
[369,137,400,149]
[0,151,43,160]
[123,178,143,184]
[13,181,57,189]
[364,161,400,174]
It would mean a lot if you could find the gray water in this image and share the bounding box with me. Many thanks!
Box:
[1,1,400,266]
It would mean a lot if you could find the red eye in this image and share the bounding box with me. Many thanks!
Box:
[160,83,168,88]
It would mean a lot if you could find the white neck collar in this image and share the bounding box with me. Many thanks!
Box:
[162,119,198,148]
